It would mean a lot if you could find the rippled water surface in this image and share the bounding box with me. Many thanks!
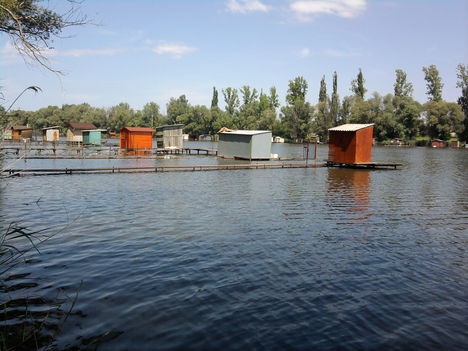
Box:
[1,144,467,350]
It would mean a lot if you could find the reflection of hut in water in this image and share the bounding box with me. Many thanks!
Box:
[327,168,372,222]
[11,126,33,140]
[42,126,60,142]
[120,127,154,150]
[328,124,374,165]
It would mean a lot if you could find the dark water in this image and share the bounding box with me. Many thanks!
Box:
[1,144,467,350]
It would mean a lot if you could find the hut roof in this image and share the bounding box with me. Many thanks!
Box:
[219,130,271,136]
[42,126,61,130]
[68,122,97,130]
[11,126,33,131]
[121,127,155,133]
[329,124,374,132]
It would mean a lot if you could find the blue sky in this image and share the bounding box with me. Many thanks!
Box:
[1,0,467,112]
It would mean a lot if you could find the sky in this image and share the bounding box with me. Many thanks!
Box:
[1,0,467,112]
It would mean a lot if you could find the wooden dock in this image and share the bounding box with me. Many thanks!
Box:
[2,163,325,177]
[326,161,402,169]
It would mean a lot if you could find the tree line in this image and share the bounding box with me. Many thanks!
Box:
[1,64,467,144]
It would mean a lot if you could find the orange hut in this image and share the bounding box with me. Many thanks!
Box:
[328,124,374,165]
[120,127,154,150]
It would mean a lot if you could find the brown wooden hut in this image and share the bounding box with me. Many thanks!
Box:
[67,122,97,143]
[11,126,33,140]
[120,127,154,150]
[328,124,374,165]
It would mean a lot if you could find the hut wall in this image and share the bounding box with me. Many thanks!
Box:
[83,131,102,145]
[328,126,373,164]
[251,132,272,159]
[218,134,252,159]
[120,130,153,149]
[43,129,60,142]
[67,129,83,142]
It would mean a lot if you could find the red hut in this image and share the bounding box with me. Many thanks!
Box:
[431,139,445,148]
[120,127,154,150]
[328,124,374,165]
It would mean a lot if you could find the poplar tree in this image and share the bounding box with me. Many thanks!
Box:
[211,87,218,108]
[330,71,339,126]
[422,65,443,102]
[394,69,414,97]
[351,68,367,99]
[319,75,327,103]
[456,63,468,141]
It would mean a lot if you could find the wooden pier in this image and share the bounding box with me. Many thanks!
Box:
[326,161,402,169]
[2,163,324,177]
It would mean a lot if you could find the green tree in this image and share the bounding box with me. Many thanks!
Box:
[281,76,313,142]
[394,69,414,97]
[393,95,421,140]
[139,102,162,128]
[351,68,367,99]
[424,101,464,140]
[166,95,190,124]
[268,87,280,111]
[211,87,218,109]
[319,75,327,103]
[108,102,134,131]
[222,87,239,116]
[422,64,443,102]
[456,63,468,141]
[329,71,339,126]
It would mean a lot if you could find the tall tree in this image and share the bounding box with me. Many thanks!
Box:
[424,101,464,140]
[351,68,367,99]
[394,69,414,97]
[211,87,219,109]
[222,87,239,116]
[319,75,327,103]
[240,85,258,106]
[456,63,468,141]
[0,0,87,72]
[166,95,190,124]
[422,64,443,102]
[281,76,313,142]
[329,71,339,126]
[268,87,280,111]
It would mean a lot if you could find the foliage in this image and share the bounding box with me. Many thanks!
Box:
[424,101,464,140]
[319,75,327,103]
[0,0,87,72]
[394,69,414,97]
[351,68,367,99]
[422,64,443,102]
[222,87,239,116]
[456,63,468,141]
[329,71,339,127]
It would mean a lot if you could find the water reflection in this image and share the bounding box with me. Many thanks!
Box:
[326,168,372,222]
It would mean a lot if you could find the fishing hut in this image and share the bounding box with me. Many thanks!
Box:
[327,124,374,165]
[82,129,107,146]
[120,127,154,150]
[11,126,33,141]
[431,139,445,148]
[42,126,60,142]
[218,129,272,160]
[67,122,97,144]
[155,124,184,149]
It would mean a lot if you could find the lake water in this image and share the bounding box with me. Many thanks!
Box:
[1,143,467,350]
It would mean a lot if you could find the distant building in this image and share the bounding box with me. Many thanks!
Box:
[431,139,446,148]
[120,127,154,150]
[328,124,374,164]
[156,124,184,149]
[82,129,107,145]
[273,136,285,143]
[67,122,97,143]
[218,130,272,160]
[450,140,460,148]
[11,126,33,141]
[42,126,60,142]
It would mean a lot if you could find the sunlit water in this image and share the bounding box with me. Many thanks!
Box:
[1,143,467,350]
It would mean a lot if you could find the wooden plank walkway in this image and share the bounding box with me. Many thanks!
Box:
[326,161,402,169]
[2,163,325,177]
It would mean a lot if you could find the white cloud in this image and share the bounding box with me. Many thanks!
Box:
[226,0,271,14]
[300,47,311,57]
[290,0,367,21]
[152,43,198,59]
